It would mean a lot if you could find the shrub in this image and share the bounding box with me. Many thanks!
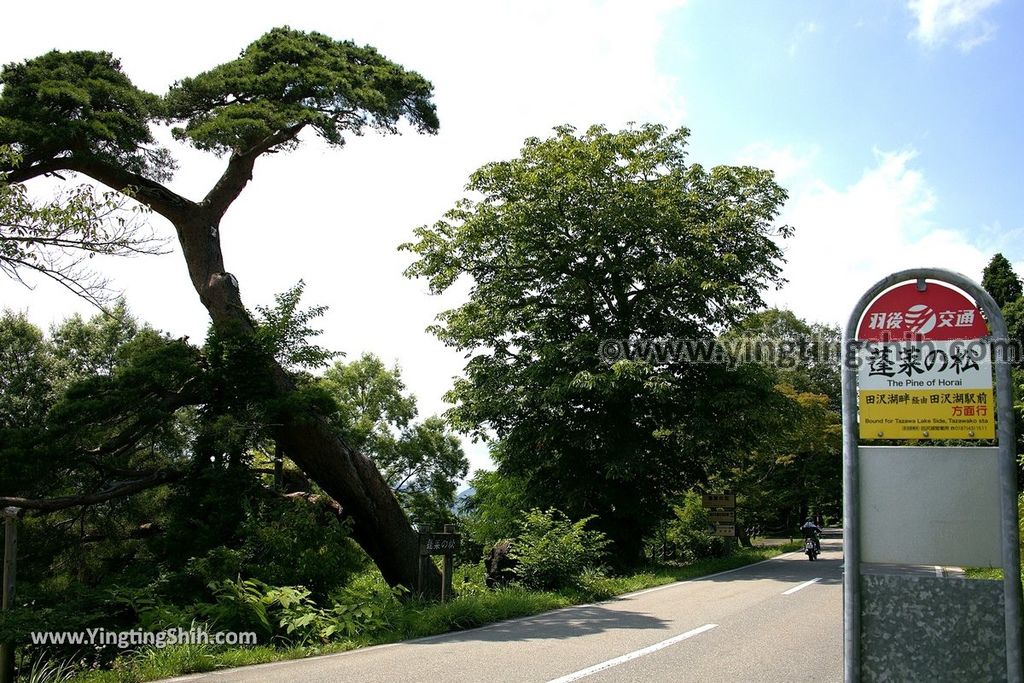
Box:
[510,509,609,591]
[666,491,729,562]
[235,497,368,598]
[200,573,405,646]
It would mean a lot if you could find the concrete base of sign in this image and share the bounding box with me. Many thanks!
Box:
[861,572,1005,681]
[860,446,1002,567]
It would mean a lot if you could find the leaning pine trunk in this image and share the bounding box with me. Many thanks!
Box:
[178,214,441,595]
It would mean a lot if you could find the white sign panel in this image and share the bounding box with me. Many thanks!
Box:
[857,340,992,391]
[860,446,1002,566]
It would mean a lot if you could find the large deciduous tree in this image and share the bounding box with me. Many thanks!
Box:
[0,28,441,591]
[402,124,792,561]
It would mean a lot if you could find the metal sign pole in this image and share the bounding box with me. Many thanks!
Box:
[843,268,1022,682]
[441,524,456,603]
[841,311,862,683]
[990,291,1024,683]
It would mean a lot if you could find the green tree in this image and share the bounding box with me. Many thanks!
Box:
[0,308,201,506]
[982,253,1023,309]
[403,124,791,562]
[724,308,841,407]
[458,468,532,550]
[49,300,140,381]
[0,308,369,665]
[0,311,56,428]
[320,354,468,529]
[1,28,440,590]
[713,309,842,539]
[982,256,1024,487]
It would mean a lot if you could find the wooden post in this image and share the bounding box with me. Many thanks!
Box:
[273,443,284,491]
[416,528,425,597]
[1,508,21,683]
[441,524,456,603]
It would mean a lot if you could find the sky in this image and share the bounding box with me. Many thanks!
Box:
[3,0,1023,476]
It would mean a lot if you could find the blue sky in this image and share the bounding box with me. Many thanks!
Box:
[666,0,1023,245]
[2,0,1021,474]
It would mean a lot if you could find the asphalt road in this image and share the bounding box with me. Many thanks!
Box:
[168,535,844,683]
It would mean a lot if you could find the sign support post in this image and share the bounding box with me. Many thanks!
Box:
[843,268,1022,682]
[1,507,21,683]
[417,526,461,602]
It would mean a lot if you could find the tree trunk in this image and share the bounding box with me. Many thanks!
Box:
[737,525,753,548]
[175,214,440,595]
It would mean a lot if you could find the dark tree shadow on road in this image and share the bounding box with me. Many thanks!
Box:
[411,604,672,645]
[694,538,843,587]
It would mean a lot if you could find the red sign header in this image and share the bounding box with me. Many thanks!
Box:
[857,281,987,341]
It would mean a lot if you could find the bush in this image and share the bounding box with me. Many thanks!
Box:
[510,509,609,591]
[666,491,729,562]
[199,573,405,646]
[236,497,367,598]
[163,496,368,605]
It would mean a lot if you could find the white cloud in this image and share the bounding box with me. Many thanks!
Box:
[736,142,819,183]
[787,20,820,57]
[907,0,1001,51]
[767,148,991,327]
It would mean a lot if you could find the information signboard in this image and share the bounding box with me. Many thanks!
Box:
[856,282,993,440]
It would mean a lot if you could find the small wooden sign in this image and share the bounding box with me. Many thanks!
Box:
[702,493,735,509]
[713,523,736,537]
[420,532,460,556]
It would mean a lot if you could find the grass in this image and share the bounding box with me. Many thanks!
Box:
[963,567,1005,580]
[65,542,800,683]
[575,543,803,600]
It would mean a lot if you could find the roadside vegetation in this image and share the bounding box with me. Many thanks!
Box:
[60,541,801,683]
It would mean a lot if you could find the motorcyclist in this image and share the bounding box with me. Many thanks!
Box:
[801,518,822,553]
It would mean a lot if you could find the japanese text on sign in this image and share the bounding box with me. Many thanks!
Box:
[420,533,460,556]
[701,493,735,508]
[857,339,994,440]
[864,308,978,334]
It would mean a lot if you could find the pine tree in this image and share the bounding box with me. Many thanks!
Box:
[982,253,1023,308]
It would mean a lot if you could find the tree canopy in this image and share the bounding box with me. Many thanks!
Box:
[163,27,438,155]
[1,27,438,185]
[982,253,1023,309]
[403,123,792,558]
[320,353,468,528]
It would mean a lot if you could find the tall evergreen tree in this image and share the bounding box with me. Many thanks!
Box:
[982,253,1023,308]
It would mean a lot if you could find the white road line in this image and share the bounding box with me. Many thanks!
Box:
[545,623,718,683]
[782,577,822,595]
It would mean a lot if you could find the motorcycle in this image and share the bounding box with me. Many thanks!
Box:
[803,535,819,561]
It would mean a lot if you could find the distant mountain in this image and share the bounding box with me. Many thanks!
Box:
[453,486,475,512]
